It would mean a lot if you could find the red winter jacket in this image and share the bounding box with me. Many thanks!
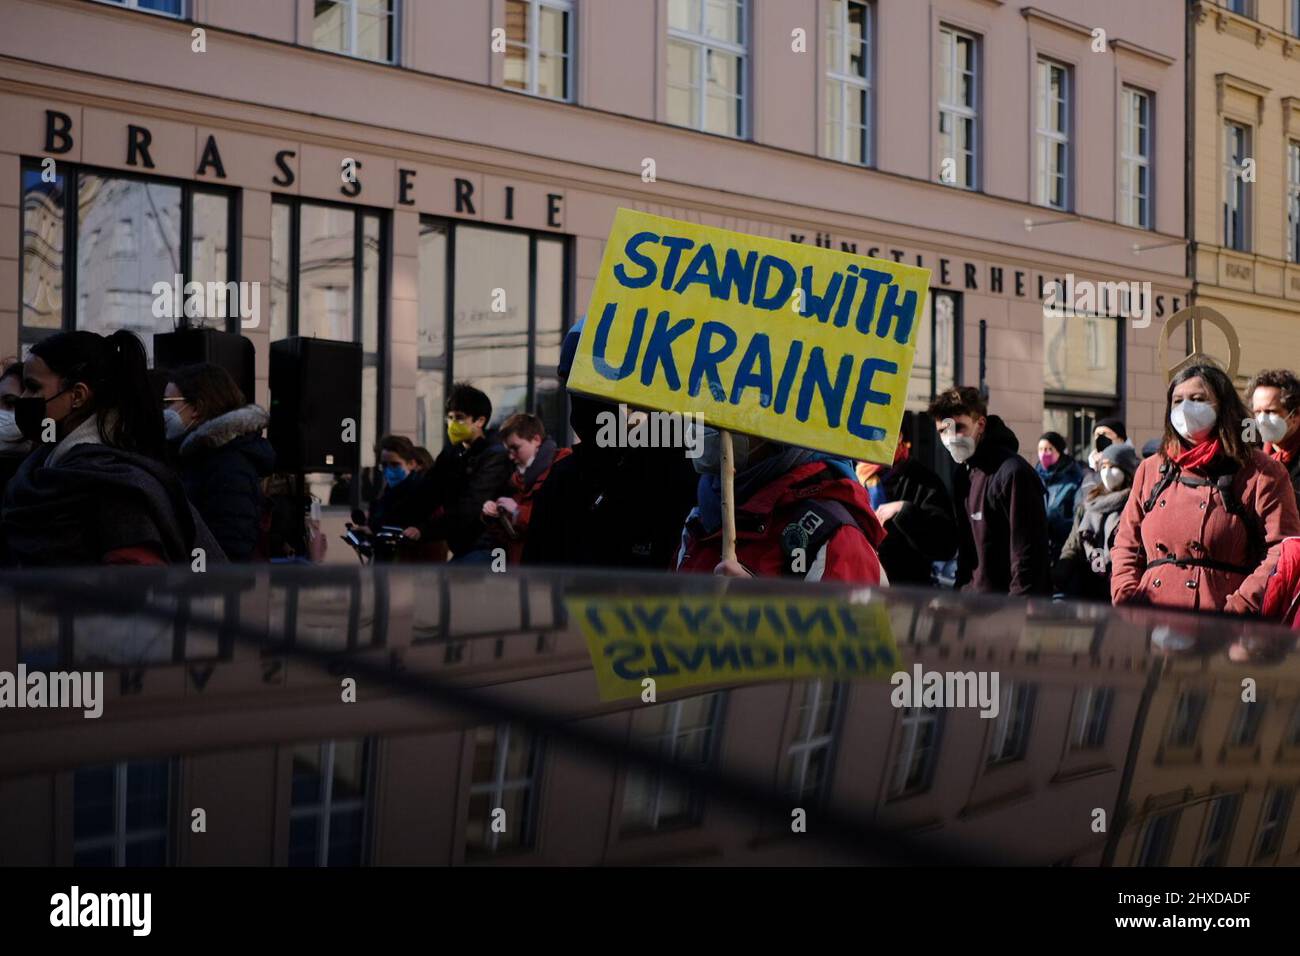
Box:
[1262,537,1300,628]
[676,460,886,583]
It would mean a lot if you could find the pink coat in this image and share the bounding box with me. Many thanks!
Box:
[1111,449,1300,615]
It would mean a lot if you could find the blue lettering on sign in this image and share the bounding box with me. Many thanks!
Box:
[729,333,774,407]
[795,348,854,427]
[591,302,647,381]
[688,321,738,401]
[847,357,898,442]
[673,243,723,297]
[752,255,797,310]
[659,235,697,289]
[613,231,660,288]
[640,310,695,390]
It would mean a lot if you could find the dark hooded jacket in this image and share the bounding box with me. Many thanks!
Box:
[876,457,959,585]
[952,415,1051,595]
[423,429,512,557]
[3,434,226,567]
[175,405,276,561]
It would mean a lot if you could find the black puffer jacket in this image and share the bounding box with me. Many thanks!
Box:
[423,430,512,557]
[952,415,1051,595]
[176,405,275,561]
[877,457,959,585]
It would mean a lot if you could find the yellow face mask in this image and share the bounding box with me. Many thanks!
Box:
[447,419,476,445]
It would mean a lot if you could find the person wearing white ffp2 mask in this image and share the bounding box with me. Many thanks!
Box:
[1248,368,1300,513]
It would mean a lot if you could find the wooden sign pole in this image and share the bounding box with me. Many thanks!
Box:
[720,428,737,563]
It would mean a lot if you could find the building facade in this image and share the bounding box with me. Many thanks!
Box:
[1,0,1190,513]
[1188,0,1300,386]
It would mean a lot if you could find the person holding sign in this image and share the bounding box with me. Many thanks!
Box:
[676,426,886,582]
[927,386,1051,595]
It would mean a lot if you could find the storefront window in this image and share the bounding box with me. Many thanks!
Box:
[270,198,385,507]
[417,217,570,454]
[19,163,234,360]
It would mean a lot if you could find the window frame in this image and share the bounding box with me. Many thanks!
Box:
[92,0,186,18]
[936,24,980,190]
[1119,85,1153,229]
[782,679,843,806]
[666,0,749,139]
[824,0,874,166]
[1223,120,1253,252]
[503,0,575,102]
[889,706,944,798]
[1196,792,1240,867]
[1034,57,1072,211]
[312,0,401,66]
[466,723,544,855]
[1253,786,1294,860]
[987,681,1035,766]
[72,760,174,867]
[621,693,723,833]
[288,739,372,867]
[1070,685,1112,750]
[1288,140,1300,263]
[18,159,238,349]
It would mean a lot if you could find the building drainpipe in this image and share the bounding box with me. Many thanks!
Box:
[1185,2,1198,326]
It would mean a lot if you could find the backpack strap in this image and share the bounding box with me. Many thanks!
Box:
[1139,459,1265,572]
[1141,459,1180,513]
[779,499,855,577]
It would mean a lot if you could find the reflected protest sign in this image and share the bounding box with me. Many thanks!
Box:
[567,209,931,463]
[568,594,898,701]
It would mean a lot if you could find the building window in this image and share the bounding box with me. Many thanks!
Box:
[1226,700,1264,747]
[1254,787,1293,860]
[1035,58,1070,209]
[1293,0,1300,37]
[417,218,569,455]
[621,693,722,832]
[782,680,841,805]
[1289,142,1300,262]
[889,706,943,797]
[504,0,573,101]
[19,163,234,359]
[1119,86,1152,228]
[937,25,979,189]
[1168,688,1207,748]
[73,760,171,866]
[666,0,747,137]
[466,724,543,855]
[270,198,385,508]
[824,0,872,165]
[1137,809,1180,866]
[1071,686,1112,750]
[1223,121,1252,251]
[94,0,185,16]
[1197,793,1240,867]
[289,740,370,866]
[1226,0,1252,16]
[987,682,1035,765]
[313,0,398,64]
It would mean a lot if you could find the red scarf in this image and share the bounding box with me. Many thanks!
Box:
[857,439,911,485]
[1267,428,1300,466]
[1171,437,1222,474]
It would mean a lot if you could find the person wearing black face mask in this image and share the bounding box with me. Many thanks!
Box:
[1,330,225,567]
[1081,417,1128,493]
[523,318,699,570]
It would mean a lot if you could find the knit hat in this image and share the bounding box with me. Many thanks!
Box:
[1095,417,1128,442]
[1099,440,1139,478]
[1140,436,1162,459]
[1039,431,1067,455]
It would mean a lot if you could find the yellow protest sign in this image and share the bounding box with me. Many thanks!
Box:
[568,594,899,701]
[567,209,931,463]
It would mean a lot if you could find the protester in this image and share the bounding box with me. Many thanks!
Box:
[1111,363,1300,614]
[927,386,1051,595]
[1248,368,1300,512]
[362,434,429,533]
[855,414,957,585]
[1262,536,1300,629]
[2,330,224,566]
[482,413,570,564]
[1052,441,1138,601]
[0,361,31,495]
[1140,436,1162,460]
[163,363,274,561]
[525,319,700,570]
[1036,430,1084,564]
[421,383,512,561]
[411,446,435,472]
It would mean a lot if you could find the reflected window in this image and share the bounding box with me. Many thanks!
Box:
[466,724,543,856]
[1226,700,1264,748]
[94,0,185,16]
[313,0,398,63]
[289,740,370,866]
[271,199,385,507]
[824,0,873,166]
[73,760,171,866]
[667,0,747,137]
[1254,787,1293,860]
[622,693,722,832]
[782,680,841,806]
[889,706,943,797]
[1168,689,1206,748]
[987,682,1035,765]
[504,0,573,101]
[1137,809,1179,866]
[417,218,569,455]
[20,163,234,359]
[1197,793,1239,867]
[1070,686,1112,750]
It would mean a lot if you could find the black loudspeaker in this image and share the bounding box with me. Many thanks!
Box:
[154,329,256,405]
[269,337,363,474]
